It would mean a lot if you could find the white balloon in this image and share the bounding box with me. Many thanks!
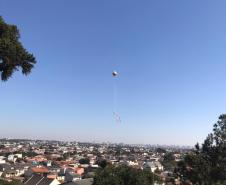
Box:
[112,71,118,77]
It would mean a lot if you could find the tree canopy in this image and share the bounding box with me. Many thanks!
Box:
[93,165,162,185]
[0,179,23,185]
[176,114,226,184]
[79,157,90,164]
[162,152,176,172]
[0,16,36,81]
[97,159,108,168]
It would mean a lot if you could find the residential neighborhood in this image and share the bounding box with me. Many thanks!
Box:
[0,139,190,185]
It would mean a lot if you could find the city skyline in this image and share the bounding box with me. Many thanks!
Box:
[1,0,226,145]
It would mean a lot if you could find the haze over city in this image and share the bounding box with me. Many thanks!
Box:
[1,0,226,146]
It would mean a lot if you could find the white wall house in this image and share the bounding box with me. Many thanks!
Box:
[143,161,163,172]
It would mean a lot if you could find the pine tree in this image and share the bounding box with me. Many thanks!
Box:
[0,16,36,81]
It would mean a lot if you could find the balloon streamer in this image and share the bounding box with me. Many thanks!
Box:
[112,71,121,123]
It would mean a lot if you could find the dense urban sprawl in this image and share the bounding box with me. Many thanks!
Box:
[0,139,191,185]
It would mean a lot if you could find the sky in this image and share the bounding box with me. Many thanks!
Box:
[1,0,226,146]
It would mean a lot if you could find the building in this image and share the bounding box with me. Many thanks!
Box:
[143,161,163,172]
[25,166,49,179]
[25,174,60,185]
[60,178,93,185]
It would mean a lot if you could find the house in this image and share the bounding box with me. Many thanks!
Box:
[0,163,26,178]
[57,167,83,183]
[25,174,60,185]
[14,153,23,159]
[74,168,84,175]
[8,154,17,163]
[57,174,65,182]
[0,156,6,164]
[143,161,163,172]
[127,160,139,166]
[60,178,93,185]
[25,166,49,179]
[26,155,47,163]
[0,163,11,172]
[65,172,81,182]
[2,169,17,178]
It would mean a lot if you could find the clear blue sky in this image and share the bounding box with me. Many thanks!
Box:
[1,0,226,145]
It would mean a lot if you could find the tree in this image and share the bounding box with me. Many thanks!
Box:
[22,151,38,157]
[156,148,166,154]
[162,152,176,171]
[63,152,70,160]
[0,16,36,81]
[97,159,107,168]
[79,157,90,164]
[93,165,162,185]
[177,114,226,184]
[0,179,24,185]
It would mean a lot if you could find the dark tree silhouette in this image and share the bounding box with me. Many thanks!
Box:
[162,152,176,171]
[176,114,226,185]
[0,16,36,81]
[97,159,107,168]
[79,158,90,164]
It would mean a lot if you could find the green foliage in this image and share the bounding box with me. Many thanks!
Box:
[63,153,70,160]
[0,179,23,185]
[79,157,90,164]
[0,16,36,81]
[22,151,38,157]
[93,165,162,185]
[156,148,166,154]
[176,115,226,184]
[97,159,107,168]
[162,152,176,171]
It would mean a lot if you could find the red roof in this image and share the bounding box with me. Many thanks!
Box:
[31,167,49,173]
